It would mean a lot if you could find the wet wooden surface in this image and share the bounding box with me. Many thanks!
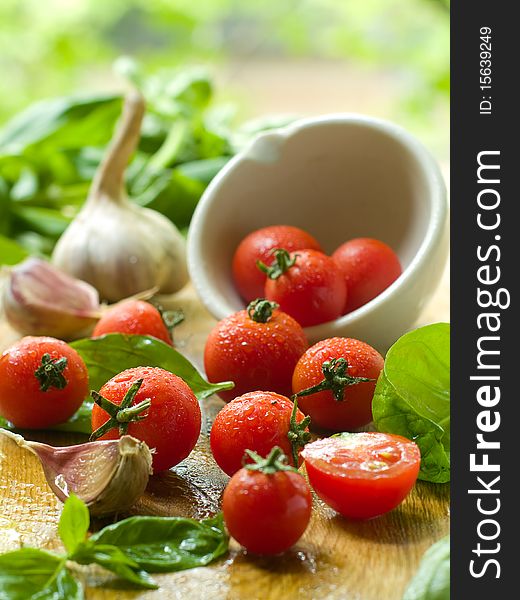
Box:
[0,274,449,600]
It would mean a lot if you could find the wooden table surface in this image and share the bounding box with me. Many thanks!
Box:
[0,269,450,600]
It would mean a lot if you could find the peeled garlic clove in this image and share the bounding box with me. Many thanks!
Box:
[52,91,188,303]
[0,430,152,517]
[2,257,101,340]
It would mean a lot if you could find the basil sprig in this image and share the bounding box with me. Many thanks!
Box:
[0,494,229,599]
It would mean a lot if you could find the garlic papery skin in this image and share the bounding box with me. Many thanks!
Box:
[51,91,188,303]
[2,257,101,340]
[0,430,152,517]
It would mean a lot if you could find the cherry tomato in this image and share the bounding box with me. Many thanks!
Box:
[332,238,402,313]
[232,225,322,302]
[204,299,308,402]
[222,447,312,554]
[0,336,89,429]
[292,337,384,431]
[301,432,420,519]
[92,300,177,346]
[91,366,201,472]
[210,391,310,476]
[261,249,347,327]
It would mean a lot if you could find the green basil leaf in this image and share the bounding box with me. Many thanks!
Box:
[71,334,233,399]
[402,536,450,600]
[71,542,157,590]
[372,323,450,483]
[0,234,29,265]
[0,548,70,600]
[89,513,228,572]
[58,494,90,554]
[31,568,83,600]
[0,94,121,152]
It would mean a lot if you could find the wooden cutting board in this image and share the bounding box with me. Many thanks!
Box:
[0,275,450,600]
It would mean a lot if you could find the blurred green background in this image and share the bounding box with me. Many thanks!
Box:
[0,0,449,144]
[0,0,449,262]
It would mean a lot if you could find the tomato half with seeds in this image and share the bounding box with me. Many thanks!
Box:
[232,225,322,302]
[301,432,420,519]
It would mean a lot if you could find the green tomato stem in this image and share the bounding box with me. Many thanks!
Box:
[292,357,375,403]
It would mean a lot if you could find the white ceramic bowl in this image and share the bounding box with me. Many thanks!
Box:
[187,114,448,353]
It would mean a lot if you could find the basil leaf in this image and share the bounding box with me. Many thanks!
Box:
[89,513,228,572]
[0,548,72,600]
[373,323,450,483]
[71,543,157,590]
[402,536,450,600]
[0,234,28,265]
[58,494,89,554]
[0,94,121,152]
[71,334,233,399]
[31,568,83,600]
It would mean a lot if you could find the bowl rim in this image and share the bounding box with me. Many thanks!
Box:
[187,112,448,331]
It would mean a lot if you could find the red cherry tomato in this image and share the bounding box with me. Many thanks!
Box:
[262,249,347,327]
[0,336,89,429]
[301,433,420,519]
[204,299,308,402]
[91,366,201,472]
[292,337,384,431]
[92,300,174,346]
[232,225,322,302]
[210,391,310,476]
[222,447,312,554]
[332,238,402,313]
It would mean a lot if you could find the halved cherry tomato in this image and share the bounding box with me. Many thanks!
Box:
[92,300,177,346]
[222,447,312,554]
[292,337,384,431]
[332,238,402,313]
[0,336,89,429]
[232,225,322,302]
[91,366,201,472]
[204,299,308,401]
[301,432,420,519]
[261,249,347,327]
[210,391,310,475]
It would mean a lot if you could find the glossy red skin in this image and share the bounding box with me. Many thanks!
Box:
[204,308,308,402]
[301,433,420,519]
[292,337,384,431]
[222,467,312,554]
[92,300,172,345]
[210,391,308,476]
[264,250,347,327]
[91,366,201,472]
[232,225,323,302]
[332,238,402,313]
[0,336,88,429]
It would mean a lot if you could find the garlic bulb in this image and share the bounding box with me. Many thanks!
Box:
[2,257,101,340]
[0,430,152,517]
[52,91,188,303]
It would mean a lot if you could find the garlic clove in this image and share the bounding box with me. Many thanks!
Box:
[51,91,189,303]
[2,257,101,340]
[0,430,152,517]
